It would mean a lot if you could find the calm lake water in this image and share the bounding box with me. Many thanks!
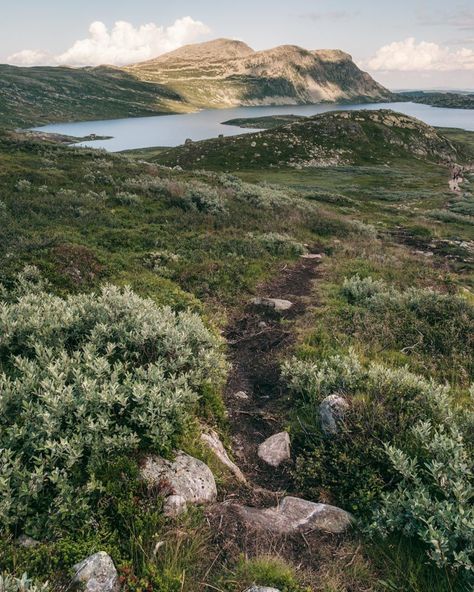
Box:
[34,102,474,152]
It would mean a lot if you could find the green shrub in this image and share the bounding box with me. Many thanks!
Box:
[226,555,309,592]
[283,351,455,514]
[0,270,226,537]
[252,232,307,257]
[0,573,49,592]
[340,276,474,383]
[370,421,473,575]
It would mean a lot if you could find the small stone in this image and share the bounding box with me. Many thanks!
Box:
[319,395,349,435]
[16,535,40,548]
[201,429,246,483]
[258,432,291,467]
[251,297,293,312]
[245,587,281,592]
[301,253,323,260]
[164,495,187,517]
[72,552,119,592]
[235,390,250,400]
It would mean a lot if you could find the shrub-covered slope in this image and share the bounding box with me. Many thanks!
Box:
[155,109,462,170]
[0,65,184,128]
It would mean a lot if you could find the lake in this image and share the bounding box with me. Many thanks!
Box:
[33,102,474,152]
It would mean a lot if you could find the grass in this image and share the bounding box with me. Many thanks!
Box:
[1,115,473,591]
[0,65,185,128]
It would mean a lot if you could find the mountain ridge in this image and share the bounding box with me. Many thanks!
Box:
[128,38,393,108]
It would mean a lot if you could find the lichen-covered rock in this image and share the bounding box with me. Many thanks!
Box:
[141,452,217,508]
[258,432,291,467]
[319,394,349,435]
[201,429,246,483]
[232,496,352,535]
[251,297,293,312]
[16,535,40,548]
[72,552,119,592]
[164,494,187,517]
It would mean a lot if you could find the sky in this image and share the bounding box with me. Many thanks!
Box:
[2,0,474,90]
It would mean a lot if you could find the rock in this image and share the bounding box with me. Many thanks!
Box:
[319,394,349,435]
[245,587,281,592]
[235,390,250,400]
[258,432,291,467]
[301,253,323,260]
[164,495,187,517]
[72,552,119,592]
[141,452,217,509]
[251,297,293,312]
[232,496,352,535]
[16,535,40,548]
[201,429,246,483]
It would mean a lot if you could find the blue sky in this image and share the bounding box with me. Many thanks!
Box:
[2,1,474,89]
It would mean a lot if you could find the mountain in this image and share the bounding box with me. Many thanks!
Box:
[154,109,460,170]
[0,65,183,128]
[129,38,393,109]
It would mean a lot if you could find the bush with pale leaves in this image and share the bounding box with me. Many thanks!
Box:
[0,270,226,536]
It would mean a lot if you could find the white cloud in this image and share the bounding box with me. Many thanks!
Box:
[367,38,474,72]
[7,17,210,67]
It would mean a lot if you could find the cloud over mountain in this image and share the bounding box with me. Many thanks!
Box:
[7,17,210,67]
[367,37,474,72]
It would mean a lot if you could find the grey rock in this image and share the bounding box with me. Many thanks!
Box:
[232,495,352,535]
[72,552,119,592]
[251,297,293,312]
[319,394,349,435]
[235,390,250,400]
[141,451,217,507]
[245,587,281,592]
[164,494,187,517]
[258,432,291,467]
[301,253,323,260]
[16,535,40,548]
[201,429,246,483]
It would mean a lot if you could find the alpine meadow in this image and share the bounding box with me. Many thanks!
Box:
[0,3,473,592]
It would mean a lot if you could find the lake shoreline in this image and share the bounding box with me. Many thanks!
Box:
[32,101,474,152]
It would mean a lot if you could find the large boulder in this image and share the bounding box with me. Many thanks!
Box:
[251,297,293,312]
[141,452,217,513]
[201,429,246,483]
[72,552,119,592]
[319,394,349,435]
[232,496,352,535]
[257,432,291,467]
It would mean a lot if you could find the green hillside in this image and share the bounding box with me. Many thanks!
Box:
[0,65,185,128]
[155,109,463,170]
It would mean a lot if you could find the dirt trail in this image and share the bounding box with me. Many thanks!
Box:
[223,254,322,499]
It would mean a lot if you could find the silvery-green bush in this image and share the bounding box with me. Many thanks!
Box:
[284,351,473,573]
[0,573,49,592]
[370,421,473,573]
[0,270,225,536]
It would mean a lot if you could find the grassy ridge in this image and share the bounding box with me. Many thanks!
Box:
[154,110,463,171]
[0,65,186,128]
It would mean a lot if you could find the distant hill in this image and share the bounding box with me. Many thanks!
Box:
[0,39,394,129]
[129,38,394,109]
[399,91,474,110]
[154,109,461,170]
[0,65,183,128]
